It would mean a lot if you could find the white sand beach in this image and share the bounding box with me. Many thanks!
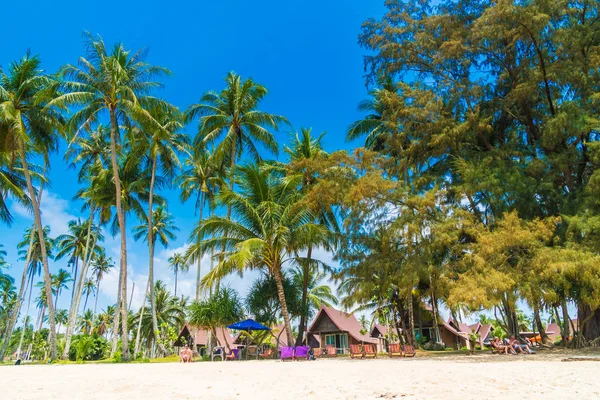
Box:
[2,354,599,400]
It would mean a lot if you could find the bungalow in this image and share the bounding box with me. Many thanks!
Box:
[370,323,393,353]
[307,305,377,354]
[174,322,236,354]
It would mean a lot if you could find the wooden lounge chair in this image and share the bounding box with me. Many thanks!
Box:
[350,344,363,359]
[258,348,273,359]
[247,345,259,359]
[225,348,239,361]
[295,346,310,361]
[280,346,294,362]
[326,345,337,357]
[312,348,322,358]
[388,343,402,358]
[363,344,377,359]
[401,345,416,357]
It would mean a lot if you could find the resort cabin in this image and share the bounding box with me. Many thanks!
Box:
[307,305,377,354]
[527,319,578,343]
[174,322,236,355]
[370,323,394,353]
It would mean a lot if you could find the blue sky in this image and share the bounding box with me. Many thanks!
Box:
[0,1,385,319]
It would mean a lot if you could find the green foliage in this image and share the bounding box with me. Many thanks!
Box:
[69,334,108,361]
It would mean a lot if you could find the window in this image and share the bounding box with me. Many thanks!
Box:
[325,333,348,354]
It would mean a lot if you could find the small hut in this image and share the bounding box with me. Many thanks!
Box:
[174,322,236,354]
[307,305,377,354]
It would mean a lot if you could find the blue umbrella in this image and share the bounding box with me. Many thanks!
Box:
[227,319,271,359]
[227,319,271,331]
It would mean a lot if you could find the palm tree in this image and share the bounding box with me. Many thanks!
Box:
[188,287,244,350]
[13,226,53,358]
[132,207,179,356]
[177,148,224,300]
[133,281,186,355]
[91,251,115,318]
[0,52,63,360]
[291,265,338,334]
[185,72,287,218]
[53,33,171,361]
[51,269,72,310]
[0,153,30,226]
[131,101,185,357]
[284,128,337,345]
[54,219,102,303]
[77,309,94,335]
[55,309,69,334]
[198,164,328,345]
[81,279,96,313]
[168,253,188,297]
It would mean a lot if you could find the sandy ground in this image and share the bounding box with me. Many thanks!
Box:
[1,353,599,400]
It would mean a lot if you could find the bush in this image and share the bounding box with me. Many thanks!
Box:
[422,341,446,351]
[69,335,109,361]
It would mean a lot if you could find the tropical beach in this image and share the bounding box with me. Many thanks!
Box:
[3,354,600,400]
[1,0,600,398]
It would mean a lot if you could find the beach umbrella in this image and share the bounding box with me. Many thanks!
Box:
[227,319,271,359]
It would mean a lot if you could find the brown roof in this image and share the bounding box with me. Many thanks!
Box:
[308,305,377,344]
[477,324,493,341]
[370,323,388,338]
[439,320,470,341]
[176,322,236,349]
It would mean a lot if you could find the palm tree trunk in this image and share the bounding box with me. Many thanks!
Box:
[93,279,101,318]
[17,137,56,360]
[17,274,34,358]
[62,208,96,360]
[195,191,204,301]
[407,291,415,346]
[147,155,159,358]
[296,246,312,346]
[110,271,122,358]
[109,107,129,361]
[174,269,178,297]
[273,265,294,345]
[83,292,90,314]
[0,224,35,360]
[70,257,79,304]
[430,279,441,343]
[562,299,571,346]
[134,276,151,357]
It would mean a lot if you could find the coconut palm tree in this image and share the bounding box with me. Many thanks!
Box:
[188,287,244,350]
[77,309,94,335]
[0,52,64,360]
[91,251,114,318]
[54,219,102,303]
[197,164,329,345]
[185,72,287,218]
[81,279,96,313]
[55,309,69,334]
[133,281,186,355]
[131,101,186,356]
[132,206,179,356]
[284,128,338,345]
[177,148,224,300]
[291,265,338,334]
[168,253,188,297]
[0,153,30,226]
[51,269,72,310]
[53,33,171,361]
[13,226,54,358]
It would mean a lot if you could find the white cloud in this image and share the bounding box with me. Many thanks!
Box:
[12,190,78,237]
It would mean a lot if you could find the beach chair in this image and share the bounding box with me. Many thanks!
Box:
[295,346,310,361]
[225,348,239,361]
[363,344,377,359]
[401,345,416,357]
[350,344,363,359]
[281,346,294,361]
[326,345,337,357]
[211,346,224,361]
[388,343,402,358]
[247,345,259,359]
[258,348,273,359]
[312,348,322,358]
